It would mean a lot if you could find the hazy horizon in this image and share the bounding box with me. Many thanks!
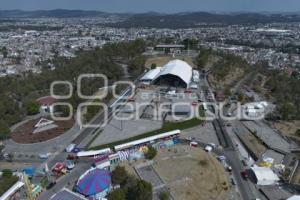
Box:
[0,0,300,13]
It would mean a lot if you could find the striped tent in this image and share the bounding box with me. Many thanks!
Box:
[117,151,129,161]
[76,168,111,197]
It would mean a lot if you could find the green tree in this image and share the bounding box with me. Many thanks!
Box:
[182,38,199,50]
[26,100,40,115]
[144,145,157,160]
[0,170,18,196]
[224,88,232,97]
[279,102,295,120]
[0,120,11,140]
[237,93,244,102]
[151,63,157,69]
[159,191,170,200]
[108,188,126,200]
[112,166,128,185]
[196,48,212,69]
[128,55,146,79]
[295,129,300,137]
[2,169,12,179]
[134,180,152,200]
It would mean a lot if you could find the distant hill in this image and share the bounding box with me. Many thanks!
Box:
[1,10,300,28]
[108,12,300,28]
[0,9,111,18]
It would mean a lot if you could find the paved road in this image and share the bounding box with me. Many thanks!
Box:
[36,72,146,199]
[201,72,259,200]
[4,123,81,155]
[38,162,91,200]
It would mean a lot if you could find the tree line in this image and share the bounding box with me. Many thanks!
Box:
[0,39,146,139]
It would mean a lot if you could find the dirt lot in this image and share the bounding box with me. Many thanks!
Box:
[273,120,300,138]
[238,131,267,159]
[291,164,300,185]
[153,145,229,200]
[11,117,74,144]
[208,67,245,90]
[145,56,195,68]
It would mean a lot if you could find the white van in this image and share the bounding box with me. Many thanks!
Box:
[65,144,76,153]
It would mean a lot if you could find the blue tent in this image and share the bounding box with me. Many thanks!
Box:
[76,168,111,197]
[23,167,36,178]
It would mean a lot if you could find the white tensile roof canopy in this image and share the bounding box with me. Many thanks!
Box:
[152,59,193,88]
[287,196,300,200]
[140,67,162,82]
[251,167,280,185]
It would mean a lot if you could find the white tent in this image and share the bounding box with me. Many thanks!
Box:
[251,167,280,185]
[152,59,193,88]
[140,67,162,82]
[287,195,300,200]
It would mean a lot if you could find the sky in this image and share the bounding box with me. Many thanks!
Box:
[0,0,300,13]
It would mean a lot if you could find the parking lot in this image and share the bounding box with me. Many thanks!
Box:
[136,164,165,189]
[181,122,220,145]
[90,89,163,148]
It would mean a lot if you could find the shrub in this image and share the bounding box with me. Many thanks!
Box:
[159,191,170,200]
[112,166,128,185]
[144,146,157,160]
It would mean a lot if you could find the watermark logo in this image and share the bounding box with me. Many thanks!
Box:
[50,73,266,129]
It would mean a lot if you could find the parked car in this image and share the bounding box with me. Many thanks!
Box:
[46,182,56,190]
[204,145,213,152]
[66,160,75,170]
[186,137,195,141]
[190,141,198,147]
[192,101,198,106]
[241,160,248,167]
[72,148,81,153]
[241,170,249,179]
[230,178,236,185]
[185,89,192,93]
[226,166,232,172]
[67,154,76,160]
[39,153,51,159]
[208,143,216,148]
[65,144,76,153]
[128,97,135,102]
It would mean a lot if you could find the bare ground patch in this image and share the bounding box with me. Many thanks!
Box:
[145,56,195,68]
[153,145,229,200]
[11,117,74,144]
[273,120,300,137]
[208,67,245,90]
